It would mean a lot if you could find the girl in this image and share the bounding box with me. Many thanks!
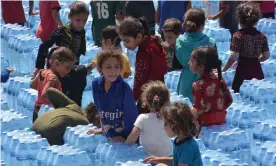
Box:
[190,46,233,126]
[118,16,167,113]
[176,8,215,102]
[87,25,131,78]
[33,1,89,106]
[125,81,173,157]
[144,102,202,166]
[88,50,138,142]
[222,2,270,92]
[30,47,76,123]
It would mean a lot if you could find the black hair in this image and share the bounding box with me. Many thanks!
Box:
[118,16,150,38]
[236,2,261,27]
[183,8,205,33]
[102,25,121,47]
[69,1,89,17]
[192,46,224,88]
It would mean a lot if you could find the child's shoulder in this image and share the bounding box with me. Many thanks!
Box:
[192,78,204,91]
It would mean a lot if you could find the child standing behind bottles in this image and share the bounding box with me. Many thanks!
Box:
[222,2,270,92]
[30,47,75,123]
[176,8,215,102]
[125,81,173,157]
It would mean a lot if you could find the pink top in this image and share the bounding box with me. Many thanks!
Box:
[35,69,62,107]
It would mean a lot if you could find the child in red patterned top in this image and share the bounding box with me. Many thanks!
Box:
[222,2,270,92]
[118,16,167,114]
[30,47,75,122]
[189,46,233,126]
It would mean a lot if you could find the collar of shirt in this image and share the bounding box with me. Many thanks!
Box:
[98,75,124,91]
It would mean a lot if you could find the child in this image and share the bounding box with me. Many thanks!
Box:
[90,1,124,46]
[190,46,233,126]
[32,87,100,145]
[144,102,202,166]
[30,47,76,123]
[36,0,63,42]
[207,1,240,36]
[88,50,138,142]
[1,68,13,83]
[87,25,131,78]
[176,8,215,102]
[162,18,183,71]
[125,81,173,157]
[222,2,270,92]
[34,1,89,106]
[118,16,167,111]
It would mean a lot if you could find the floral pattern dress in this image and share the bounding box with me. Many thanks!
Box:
[192,72,233,126]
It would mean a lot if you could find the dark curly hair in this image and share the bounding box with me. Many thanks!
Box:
[69,1,89,17]
[183,8,205,33]
[161,102,199,137]
[96,50,123,69]
[140,81,170,118]
[236,2,261,27]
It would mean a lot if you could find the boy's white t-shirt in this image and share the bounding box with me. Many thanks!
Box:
[134,113,173,157]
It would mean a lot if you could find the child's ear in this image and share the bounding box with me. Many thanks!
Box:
[68,13,72,19]
[97,67,103,74]
[137,33,143,41]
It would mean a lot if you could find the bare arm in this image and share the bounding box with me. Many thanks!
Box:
[125,126,141,145]
[52,8,63,26]
[116,12,125,24]
[144,156,173,165]
[30,72,39,89]
[222,58,235,72]
[29,0,39,15]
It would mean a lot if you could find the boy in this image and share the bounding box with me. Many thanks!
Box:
[162,18,183,72]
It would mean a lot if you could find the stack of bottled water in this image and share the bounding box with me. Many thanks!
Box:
[252,120,276,145]
[126,47,138,67]
[79,43,102,66]
[1,128,49,166]
[270,43,276,59]
[191,1,206,11]
[251,141,276,166]
[257,18,276,46]
[38,104,54,117]
[64,125,149,166]
[0,160,6,166]
[164,71,181,92]
[59,8,71,24]
[1,110,31,132]
[1,101,9,111]
[37,144,91,166]
[115,160,151,166]
[262,59,276,78]
[85,17,93,42]
[1,55,9,72]
[170,92,193,108]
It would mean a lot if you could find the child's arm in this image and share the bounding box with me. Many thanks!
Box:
[46,87,75,109]
[115,1,125,24]
[125,126,141,145]
[222,33,241,72]
[259,35,270,62]
[30,71,40,89]
[1,68,13,83]
[41,76,59,100]
[51,1,63,27]
[221,80,233,110]
[87,56,98,73]
[207,1,229,20]
[144,156,173,165]
[192,82,210,115]
[122,54,131,79]
[122,84,139,137]
[28,0,39,15]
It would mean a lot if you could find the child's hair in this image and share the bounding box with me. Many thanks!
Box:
[102,25,121,47]
[162,18,182,35]
[183,8,205,33]
[69,1,89,17]
[96,50,123,69]
[140,81,170,117]
[192,46,223,87]
[49,46,76,63]
[118,16,150,38]
[236,2,261,27]
[84,103,100,125]
[161,102,198,137]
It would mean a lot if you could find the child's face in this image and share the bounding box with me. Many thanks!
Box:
[189,53,203,73]
[69,13,89,31]
[119,34,141,50]
[100,57,121,82]
[163,31,179,46]
[54,60,75,77]
[164,121,176,138]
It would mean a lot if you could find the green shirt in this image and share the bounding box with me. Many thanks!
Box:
[91,1,123,46]
[32,88,89,145]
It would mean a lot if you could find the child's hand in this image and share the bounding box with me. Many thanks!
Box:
[87,128,103,135]
[207,15,215,20]
[144,156,162,164]
[6,68,14,73]
[112,136,125,142]
[87,62,96,73]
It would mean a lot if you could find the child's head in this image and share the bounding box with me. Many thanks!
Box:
[101,25,121,50]
[49,47,76,77]
[183,8,205,33]
[162,18,181,46]
[140,81,170,117]
[96,50,123,82]
[236,2,261,28]
[68,1,89,31]
[118,16,149,50]
[161,102,198,138]
[189,46,223,81]
[84,103,100,127]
